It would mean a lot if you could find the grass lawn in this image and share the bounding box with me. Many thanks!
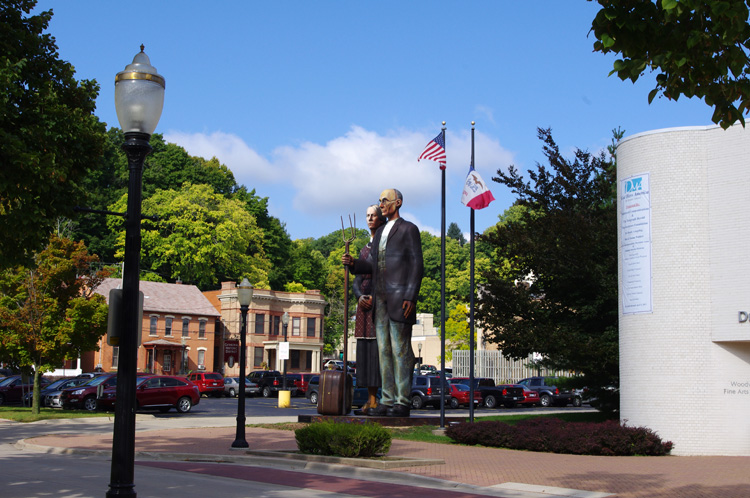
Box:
[0,406,110,423]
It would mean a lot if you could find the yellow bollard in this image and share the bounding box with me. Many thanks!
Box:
[278,389,291,408]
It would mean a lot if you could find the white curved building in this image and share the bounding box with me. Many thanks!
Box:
[617,124,750,455]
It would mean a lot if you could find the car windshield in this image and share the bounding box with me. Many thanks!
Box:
[206,373,222,380]
[87,375,113,386]
[0,376,18,387]
[44,379,68,390]
[135,377,150,387]
[453,384,469,391]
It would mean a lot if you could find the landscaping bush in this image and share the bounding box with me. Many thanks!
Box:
[295,420,392,458]
[446,417,673,456]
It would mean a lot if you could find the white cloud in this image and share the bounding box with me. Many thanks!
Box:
[163,125,515,237]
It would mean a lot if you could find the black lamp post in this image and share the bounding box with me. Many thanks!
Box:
[418,342,422,369]
[107,46,164,498]
[281,312,289,390]
[232,277,253,448]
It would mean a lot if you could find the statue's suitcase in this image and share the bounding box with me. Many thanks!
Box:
[317,369,353,415]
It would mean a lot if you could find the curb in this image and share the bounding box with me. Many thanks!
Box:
[244,449,444,469]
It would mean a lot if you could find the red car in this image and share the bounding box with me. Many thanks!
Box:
[0,375,51,405]
[186,371,224,397]
[98,375,200,413]
[520,385,540,406]
[446,383,483,408]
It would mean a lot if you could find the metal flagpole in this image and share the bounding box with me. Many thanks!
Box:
[439,122,447,429]
[469,121,476,423]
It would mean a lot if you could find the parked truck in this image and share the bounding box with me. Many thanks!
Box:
[516,376,582,407]
[247,370,298,397]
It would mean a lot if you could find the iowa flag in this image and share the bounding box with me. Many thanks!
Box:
[461,165,495,210]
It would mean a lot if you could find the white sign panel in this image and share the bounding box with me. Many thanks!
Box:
[279,341,290,360]
[620,173,653,314]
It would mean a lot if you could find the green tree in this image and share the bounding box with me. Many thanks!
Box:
[0,235,109,413]
[447,222,467,246]
[0,0,106,266]
[109,183,270,289]
[477,127,620,386]
[590,0,750,128]
[444,303,475,362]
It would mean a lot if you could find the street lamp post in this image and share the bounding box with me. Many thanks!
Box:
[107,46,164,498]
[418,342,422,370]
[281,312,290,390]
[232,278,253,448]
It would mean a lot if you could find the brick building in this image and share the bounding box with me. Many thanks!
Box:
[85,279,221,375]
[205,281,326,375]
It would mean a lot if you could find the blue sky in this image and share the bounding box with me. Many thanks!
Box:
[36,1,713,241]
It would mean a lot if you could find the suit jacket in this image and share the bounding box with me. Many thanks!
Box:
[352,218,424,324]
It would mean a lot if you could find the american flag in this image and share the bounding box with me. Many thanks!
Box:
[418,132,446,168]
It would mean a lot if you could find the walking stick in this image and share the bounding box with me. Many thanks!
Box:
[341,214,356,413]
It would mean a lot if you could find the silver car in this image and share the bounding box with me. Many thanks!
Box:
[223,376,259,397]
[32,377,90,407]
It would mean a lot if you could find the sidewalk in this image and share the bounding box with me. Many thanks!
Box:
[16,415,750,498]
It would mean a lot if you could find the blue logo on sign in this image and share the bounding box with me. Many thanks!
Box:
[625,177,643,193]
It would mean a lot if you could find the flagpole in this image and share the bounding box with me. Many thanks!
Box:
[469,121,476,423]
[439,121,446,429]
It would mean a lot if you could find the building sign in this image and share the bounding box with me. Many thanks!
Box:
[224,339,239,366]
[620,173,653,314]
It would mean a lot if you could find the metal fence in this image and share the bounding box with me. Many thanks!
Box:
[452,350,565,384]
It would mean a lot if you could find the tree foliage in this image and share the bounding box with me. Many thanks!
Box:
[0,234,109,413]
[476,128,620,385]
[108,183,271,289]
[0,0,106,266]
[590,0,750,128]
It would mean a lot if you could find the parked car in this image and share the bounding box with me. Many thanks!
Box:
[283,373,303,395]
[98,375,200,413]
[450,377,525,408]
[223,376,259,397]
[296,373,317,396]
[446,383,483,408]
[186,372,224,397]
[60,374,117,411]
[23,377,88,407]
[410,375,446,409]
[0,375,51,406]
[418,364,438,376]
[305,375,320,404]
[352,378,381,408]
[519,385,541,406]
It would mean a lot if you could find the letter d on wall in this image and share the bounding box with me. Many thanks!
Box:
[739,311,749,323]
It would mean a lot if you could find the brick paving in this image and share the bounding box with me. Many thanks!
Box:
[29,426,750,498]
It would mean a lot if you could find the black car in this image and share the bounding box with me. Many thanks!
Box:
[410,375,446,409]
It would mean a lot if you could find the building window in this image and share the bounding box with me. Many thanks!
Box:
[292,317,301,336]
[112,346,119,368]
[182,317,190,337]
[199,320,206,339]
[307,317,316,338]
[197,349,206,369]
[255,314,265,334]
[291,350,300,369]
[253,347,264,367]
[164,351,172,371]
[272,315,280,336]
[150,316,158,336]
[165,317,173,337]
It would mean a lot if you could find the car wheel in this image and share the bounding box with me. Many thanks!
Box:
[227,388,236,398]
[83,395,98,412]
[176,396,193,413]
[540,394,552,407]
[309,391,318,405]
[411,395,424,410]
[449,397,460,409]
[484,394,497,409]
[262,386,271,398]
[573,396,582,407]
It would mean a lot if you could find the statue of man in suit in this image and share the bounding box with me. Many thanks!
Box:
[343,188,424,417]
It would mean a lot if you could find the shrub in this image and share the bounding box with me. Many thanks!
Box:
[295,420,392,458]
[446,417,672,456]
